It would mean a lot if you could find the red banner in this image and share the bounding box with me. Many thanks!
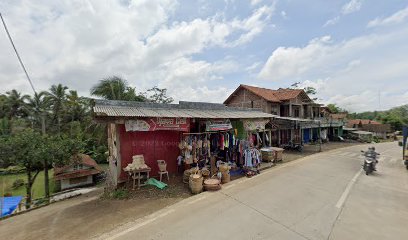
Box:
[125,118,190,132]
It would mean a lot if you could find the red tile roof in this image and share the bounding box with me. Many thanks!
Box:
[346,119,381,128]
[54,154,102,180]
[225,84,309,104]
[240,84,281,102]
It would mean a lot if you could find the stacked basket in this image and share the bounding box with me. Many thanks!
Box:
[189,170,203,194]
[219,163,231,184]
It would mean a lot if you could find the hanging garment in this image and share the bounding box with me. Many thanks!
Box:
[225,133,229,148]
[220,134,225,150]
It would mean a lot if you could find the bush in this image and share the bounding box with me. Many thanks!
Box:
[105,188,129,200]
[0,165,26,175]
[11,179,25,189]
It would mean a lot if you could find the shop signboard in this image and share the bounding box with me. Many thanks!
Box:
[125,118,190,132]
[206,119,233,131]
[243,119,269,131]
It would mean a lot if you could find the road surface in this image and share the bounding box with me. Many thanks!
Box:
[96,142,408,240]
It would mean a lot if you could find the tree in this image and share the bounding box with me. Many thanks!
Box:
[146,86,174,103]
[46,84,68,135]
[4,90,29,119]
[327,104,341,114]
[0,129,44,208]
[40,135,85,199]
[26,91,49,134]
[90,76,145,101]
[290,82,318,101]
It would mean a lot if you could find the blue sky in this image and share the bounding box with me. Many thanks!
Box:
[0,0,407,112]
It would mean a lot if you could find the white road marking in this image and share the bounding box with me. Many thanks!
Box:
[104,209,175,240]
[336,169,362,209]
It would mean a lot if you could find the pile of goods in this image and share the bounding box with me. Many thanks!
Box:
[124,155,149,171]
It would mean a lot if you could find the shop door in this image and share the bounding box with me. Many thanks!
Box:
[303,129,310,143]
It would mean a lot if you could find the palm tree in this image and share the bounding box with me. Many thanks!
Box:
[90,76,145,101]
[26,91,49,134]
[4,90,29,119]
[46,84,68,135]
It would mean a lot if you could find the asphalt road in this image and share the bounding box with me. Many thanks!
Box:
[96,142,408,240]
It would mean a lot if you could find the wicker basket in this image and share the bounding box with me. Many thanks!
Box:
[204,178,221,191]
[189,174,203,194]
[219,163,231,172]
[201,168,210,179]
[221,172,230,183]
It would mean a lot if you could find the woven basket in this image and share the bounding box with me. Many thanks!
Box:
[189,174,203,194]
[219,163,231,172]
[201,168,210,178]
[204,178,221,191]
[221,172,230,183]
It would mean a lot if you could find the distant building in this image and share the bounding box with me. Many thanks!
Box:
[346,119,391,139]
[54,154,102,190]
[224,84,344,145]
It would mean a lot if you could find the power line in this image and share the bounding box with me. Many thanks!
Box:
[0,12,37,95]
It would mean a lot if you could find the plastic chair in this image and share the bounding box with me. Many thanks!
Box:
[157,160,169,182]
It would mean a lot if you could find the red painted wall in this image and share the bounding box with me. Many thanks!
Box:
[118,125,181,180]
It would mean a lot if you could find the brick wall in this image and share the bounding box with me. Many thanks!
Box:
[225,89,268,112]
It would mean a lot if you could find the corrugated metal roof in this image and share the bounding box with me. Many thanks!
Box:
[93,100,275,119]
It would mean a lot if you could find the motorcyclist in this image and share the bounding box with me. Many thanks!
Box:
[364,146,379,171]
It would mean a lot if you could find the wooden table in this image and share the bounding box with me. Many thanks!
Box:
[126,167,151,190]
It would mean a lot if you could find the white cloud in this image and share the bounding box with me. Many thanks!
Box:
[258,28,408,112]
[341,0,363,15]
[323,0,363,27]
[245,61,262,72]
[0,0,272,103]
[367,6,408,28]
[250,0,263,6]
[323,16,340,27]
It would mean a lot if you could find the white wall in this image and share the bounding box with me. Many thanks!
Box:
[61,175,93,190]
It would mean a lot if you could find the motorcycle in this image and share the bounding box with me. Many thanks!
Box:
[361,148,379,175]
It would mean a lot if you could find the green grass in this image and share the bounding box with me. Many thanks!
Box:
[0,169,55,199]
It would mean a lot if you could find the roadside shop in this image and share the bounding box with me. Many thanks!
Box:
[92,100,275,188]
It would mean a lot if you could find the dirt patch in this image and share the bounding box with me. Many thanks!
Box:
[0,178,192,240]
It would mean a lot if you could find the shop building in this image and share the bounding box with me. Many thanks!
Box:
[93,100,275,187]
[224,84,344,147]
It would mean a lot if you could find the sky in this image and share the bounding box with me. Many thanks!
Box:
[0,0,407,113]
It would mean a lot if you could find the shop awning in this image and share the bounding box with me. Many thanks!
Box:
[93,100,276,119]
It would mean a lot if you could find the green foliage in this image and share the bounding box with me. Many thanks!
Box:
[145,86,174,103]
[0,169,55,199]
[348,104,408,131]
[327,104,340,113]
[11,179,25,189]
[0,166,25,175]
[105,188,129,199]
[90,76,145,101]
